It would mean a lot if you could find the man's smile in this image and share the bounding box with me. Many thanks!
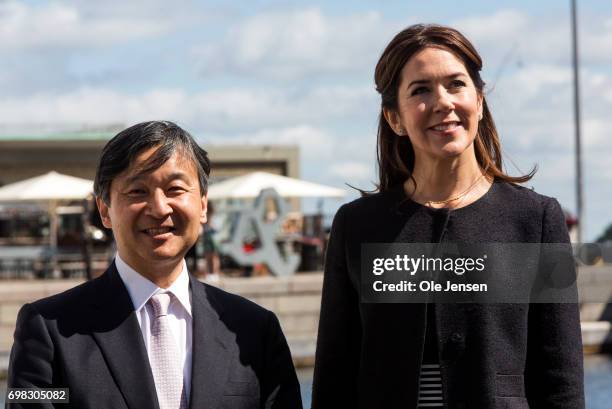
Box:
[141,226,176,238]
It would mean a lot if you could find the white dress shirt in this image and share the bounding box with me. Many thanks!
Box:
[115,254,193,402]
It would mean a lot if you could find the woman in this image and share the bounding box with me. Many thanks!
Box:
[312,24,584,408]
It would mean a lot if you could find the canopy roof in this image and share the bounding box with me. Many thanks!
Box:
[207,171,346,199]
[0,171,93,202]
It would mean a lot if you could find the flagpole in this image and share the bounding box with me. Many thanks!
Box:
[570,0,583,243]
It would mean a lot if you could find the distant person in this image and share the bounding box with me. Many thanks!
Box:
[184,228,200,273]
[202,202,221,279]
[8,121,302,408]
[312,24,584,408]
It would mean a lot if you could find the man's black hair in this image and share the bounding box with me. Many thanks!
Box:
[94,121,211,205]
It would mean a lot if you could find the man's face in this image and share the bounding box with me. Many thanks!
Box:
[97,147,207,275]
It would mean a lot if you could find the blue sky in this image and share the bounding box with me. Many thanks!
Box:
[1,0,611,240]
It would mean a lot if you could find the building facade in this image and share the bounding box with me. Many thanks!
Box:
[0,132,300,186]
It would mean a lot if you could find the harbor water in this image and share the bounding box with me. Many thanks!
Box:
[2,355,611,407]
[297,355,612,409]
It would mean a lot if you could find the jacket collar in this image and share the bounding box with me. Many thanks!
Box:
[88,263,234,409]
[89,262,160,409]
[187,274,234,408]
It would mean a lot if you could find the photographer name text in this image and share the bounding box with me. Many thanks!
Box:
[373,280,487,292]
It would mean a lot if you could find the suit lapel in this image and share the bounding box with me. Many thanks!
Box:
[188,275,233,409]
[90,263,160,409]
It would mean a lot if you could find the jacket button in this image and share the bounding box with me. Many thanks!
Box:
[451,332,464,343]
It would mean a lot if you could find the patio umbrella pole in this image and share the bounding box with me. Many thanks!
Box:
[49,199,61,277]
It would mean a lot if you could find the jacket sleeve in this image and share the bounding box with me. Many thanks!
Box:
[7,303,57,409]
[261,310,303,409]
[525,197,585,408]
[311,204,361,408]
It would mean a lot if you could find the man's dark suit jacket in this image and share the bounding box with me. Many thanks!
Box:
[7,263,302,409]
[312,181,584,409]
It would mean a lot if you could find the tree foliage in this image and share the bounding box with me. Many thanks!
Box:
[596,223,612,243]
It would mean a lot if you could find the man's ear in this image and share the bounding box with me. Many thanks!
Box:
[96,196,113,229]
[200,194,208,225]
[382,107,403,135]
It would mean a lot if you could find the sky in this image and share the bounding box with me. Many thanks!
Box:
[1,0,611,240]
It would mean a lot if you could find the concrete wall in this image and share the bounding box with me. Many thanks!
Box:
[0,273,324,370]
[218,274,322,366]
[578,266,612,316]
[0,279,84,356]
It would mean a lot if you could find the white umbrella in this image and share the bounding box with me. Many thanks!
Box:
[0,171,93,202]
[0,171,94,262]
[207,171,346,199]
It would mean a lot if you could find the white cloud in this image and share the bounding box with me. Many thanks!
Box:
[329,161,372,180]
[583,118,611,148]
[195,8,400,80]
[488,64,612,157]
[580,17,612,64]
[0,84,377,133]
[0,1,171,50]
[455,9,529,43]
[456,9,612,67]
[0,88,185,127]
[187,85,376,131]
[210,125,331,159]
[488,64,572,112]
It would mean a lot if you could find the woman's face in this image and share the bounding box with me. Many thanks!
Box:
[385,47,483,161]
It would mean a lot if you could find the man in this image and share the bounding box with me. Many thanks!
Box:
[7,121,302,409]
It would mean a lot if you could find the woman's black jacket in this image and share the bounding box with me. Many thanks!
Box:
[312,181,584,409]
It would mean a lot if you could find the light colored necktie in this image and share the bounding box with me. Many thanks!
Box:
[149,293,187,409]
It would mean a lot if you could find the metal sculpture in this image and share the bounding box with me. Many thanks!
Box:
[220,188,301,276]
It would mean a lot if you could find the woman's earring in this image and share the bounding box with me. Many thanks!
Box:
[397,128,405,136]
[478,113,483,121]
